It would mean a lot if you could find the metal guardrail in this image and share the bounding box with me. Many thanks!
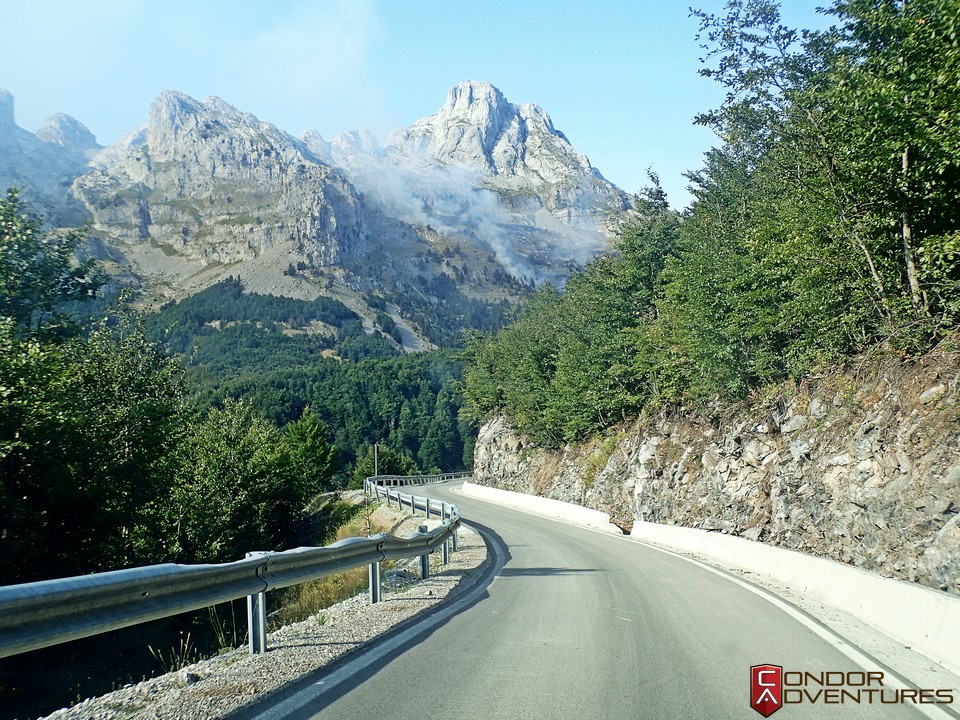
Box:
[0,474,464,659]
[369,471,473,487]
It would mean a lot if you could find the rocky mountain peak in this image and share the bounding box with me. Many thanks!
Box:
[35,113,100,154]
[0,89,93,223]
[383,81,631,243]
[442,80,509,122]
[149,90,203,126]
[7,84,637,336]
[391,80,597,186]
[74,88,383,290]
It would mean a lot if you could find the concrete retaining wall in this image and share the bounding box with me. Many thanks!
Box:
[461,482,622,534]
[630,521,960,677]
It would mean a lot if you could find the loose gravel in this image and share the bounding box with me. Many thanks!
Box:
[41,507,489,720]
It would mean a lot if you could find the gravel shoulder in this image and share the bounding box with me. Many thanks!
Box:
[42,505,489,720]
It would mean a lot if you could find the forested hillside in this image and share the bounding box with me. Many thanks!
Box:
[0,191,474,589]
[463,0,960,445]
[144,278,475,472]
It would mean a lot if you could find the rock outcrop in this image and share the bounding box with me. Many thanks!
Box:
[35,113,100,154]
[473,347,960,596]
[302,81,634,284]
[390,80,633,234]
[74,91,372,270]
[4,83,638,334]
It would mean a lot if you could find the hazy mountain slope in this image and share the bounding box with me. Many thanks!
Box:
[0,89,99,225]
[2,83,637,345]
[311,81,634,283]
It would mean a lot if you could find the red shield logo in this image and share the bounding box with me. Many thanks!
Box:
[751,664,783,717]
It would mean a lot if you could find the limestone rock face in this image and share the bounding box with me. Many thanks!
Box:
[35,113,100,154]
[393,81,590,182]
[3,83,638,325]
[391,81,632,233]
[473,350,960,597]
[306,81,634,283]
[73,91,374,278]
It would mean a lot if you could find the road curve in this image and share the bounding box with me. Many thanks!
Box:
[244,481,944,720]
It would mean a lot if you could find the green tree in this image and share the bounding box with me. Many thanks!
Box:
[284,407,340,493]
[0,188,102,339]
[0,314,183,581]
[461,177,681,443]
[693,0,960,347]
[351,444,420,488]
[163,399,313,563]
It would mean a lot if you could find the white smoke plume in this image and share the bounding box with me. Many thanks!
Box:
[302,129,608,285]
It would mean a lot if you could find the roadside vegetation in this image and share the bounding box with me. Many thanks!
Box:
[0,188,468,716]
[0,187,473,586]
[272,499,399,626]
[463,0,960,445]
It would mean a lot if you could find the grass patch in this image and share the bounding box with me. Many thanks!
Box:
[583,430,625,490]
[270,503,396,626]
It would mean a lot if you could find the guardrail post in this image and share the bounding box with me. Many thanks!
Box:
[441,504,453,560]
[369,561,382,604]
[248,591,267,655]
[419,525,430,579]
[425,498,432,519]
[246,552,268,655]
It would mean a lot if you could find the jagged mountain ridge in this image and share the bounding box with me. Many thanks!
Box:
[391,81,631,230]
[0,82,635,345]
[75,91,376,278]
[0,89,99,225]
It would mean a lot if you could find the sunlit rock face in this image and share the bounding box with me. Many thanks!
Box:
[2,83,638,329]
[318,80,636,283]
[395,81,596,184]
[74,91,370,269]
[392,80,633,229]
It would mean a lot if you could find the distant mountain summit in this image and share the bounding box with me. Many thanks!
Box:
[394,80,595,183]
[390,81,631,229]
[0,88,99,224]
[0,83,637,346]
[309,81,634,281]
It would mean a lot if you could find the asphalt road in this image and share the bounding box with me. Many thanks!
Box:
[247,481,951,720]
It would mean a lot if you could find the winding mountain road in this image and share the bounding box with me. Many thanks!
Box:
[241,481,954,720]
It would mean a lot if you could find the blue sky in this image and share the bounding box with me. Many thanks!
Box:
[0,1,829,209]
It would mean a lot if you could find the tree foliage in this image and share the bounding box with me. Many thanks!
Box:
[693,0,960,343]
[0,201,348,583]
[1,314,183,581]
[0,188,103,339]
[464,0,960,445]
[160,400,321,563]
[462,178,681,444]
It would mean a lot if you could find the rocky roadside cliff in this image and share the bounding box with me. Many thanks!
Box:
[473,345,960,596]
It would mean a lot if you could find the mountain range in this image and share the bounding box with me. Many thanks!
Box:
[0,81,636,347]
